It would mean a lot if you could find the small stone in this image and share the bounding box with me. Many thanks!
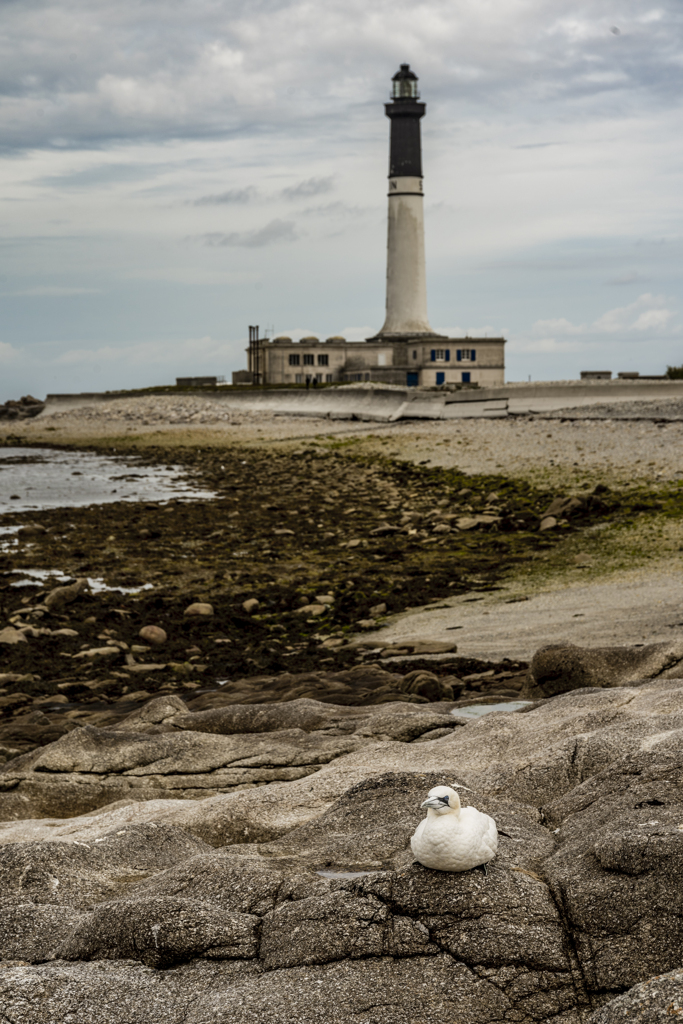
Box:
[131,644,150,654]
[184,603,214,617]
[356,618,377,630]
[0,627,28,645]
[456,517,479,531]
[432,524,450,534]
[347,539,362,548]
[369,603,387,616]
[72,646,121,660]
[17,524,47,539]
[44,578,89,612]
[139,625,167,645]
[242,599,260,615]
[539,516,558,531]
[296,604,327,616]
[314,595,334,605]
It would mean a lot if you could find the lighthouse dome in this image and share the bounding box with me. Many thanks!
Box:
[391,63,419,100]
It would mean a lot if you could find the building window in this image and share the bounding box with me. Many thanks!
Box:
[461,371,471,383]
[303,353,315,366]
[412,350,417,360]
[430,349,451,362]
[315,373,323,383]
[456,349,476,362]
[317,353,329,366]
[295,374,303,384]
[325,374,333,383]
[288,353,300,366]
[436,371,445,385]
[407,371,419,386]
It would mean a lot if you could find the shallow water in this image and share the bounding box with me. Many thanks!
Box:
[8,568,154,594]
[451,701,532,719]
[0,447,215,514]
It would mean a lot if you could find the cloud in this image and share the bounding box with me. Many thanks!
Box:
[593,293,676,333]
[1,0,682,154]
[37,163,166,189]
[532,317,586,335]
[513,336,586,354]
[531,295,679,338]
[198,218,298,247]
[0,341,21,363]
[604,270,649,286]
[281,177,334,201]
[193,186,257,205]
[3,286,102,297]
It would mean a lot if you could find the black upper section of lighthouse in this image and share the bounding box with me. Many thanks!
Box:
[385,64,425,178]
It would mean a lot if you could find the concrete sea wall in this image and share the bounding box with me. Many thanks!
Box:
[43,379,683,422]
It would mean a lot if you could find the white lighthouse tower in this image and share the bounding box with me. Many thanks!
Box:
[371,64,443,341]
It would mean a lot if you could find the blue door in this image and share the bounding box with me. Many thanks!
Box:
[436,372,445,385]
[461,371,471,383]
[406,372,419,387]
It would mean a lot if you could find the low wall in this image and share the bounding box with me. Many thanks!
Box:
[43,379,683,422]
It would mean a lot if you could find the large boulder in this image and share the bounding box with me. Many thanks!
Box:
[542,750,683,996]
[60,896,259,968]
[523,640,683,699]
[588,968,683,1022]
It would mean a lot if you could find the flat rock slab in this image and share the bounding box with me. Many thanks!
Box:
[361,569,683,661]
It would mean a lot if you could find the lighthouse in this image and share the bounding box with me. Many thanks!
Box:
[371,64,442,340]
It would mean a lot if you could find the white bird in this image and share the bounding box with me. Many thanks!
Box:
[410,785,498,872]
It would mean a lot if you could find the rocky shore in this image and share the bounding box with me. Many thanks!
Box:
[1,421,682,1020]
[1,647,683,1022]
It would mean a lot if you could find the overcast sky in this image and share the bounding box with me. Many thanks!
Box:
[1,0,682,400]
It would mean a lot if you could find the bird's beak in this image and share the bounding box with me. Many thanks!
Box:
[421,796,447,809]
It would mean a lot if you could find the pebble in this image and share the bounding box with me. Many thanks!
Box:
[184,603,214,617]
[0,627,27,645]
[139,625,167,645]
[539,516,558,531]
[296,604,327,617]
[242,599,260,615]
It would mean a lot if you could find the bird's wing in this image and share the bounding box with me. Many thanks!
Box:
[410,817,426,856]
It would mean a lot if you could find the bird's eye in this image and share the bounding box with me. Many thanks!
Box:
[439,796,449,805]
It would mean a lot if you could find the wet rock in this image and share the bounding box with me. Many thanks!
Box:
[138,625,167,645]
[397,670,461,701]
[523,640,683,699]
[60,896,259,968]
[183,603,213,618]
[241,599,259,615]
[44,578,89,612]
[543,496,585,519]
[539,515,557,531]
[17,524,48,540]
[587,968,683,1023]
